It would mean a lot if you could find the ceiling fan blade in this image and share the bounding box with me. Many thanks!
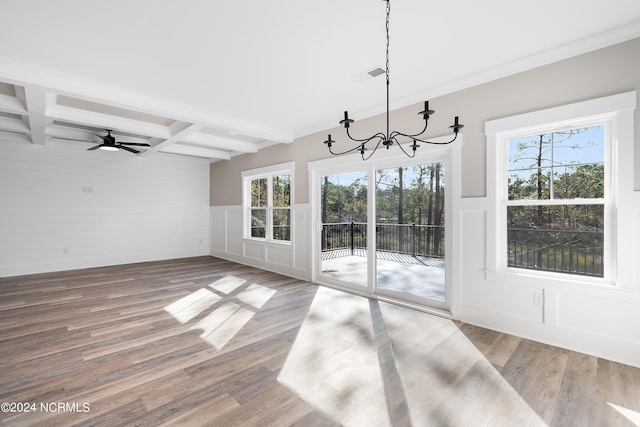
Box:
[118,145,140,154]
[120,142,151,147]
[87,144,102,151]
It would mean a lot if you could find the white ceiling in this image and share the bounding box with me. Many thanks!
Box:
[1,0,639,161]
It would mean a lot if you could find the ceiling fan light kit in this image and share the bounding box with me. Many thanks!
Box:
[323,0,463,160]
[99,146,119,152]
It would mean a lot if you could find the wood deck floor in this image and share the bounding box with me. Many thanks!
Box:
[0,256,639,426]
[321,250,445,301]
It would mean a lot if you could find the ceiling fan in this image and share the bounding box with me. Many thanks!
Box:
[87,130,151,154]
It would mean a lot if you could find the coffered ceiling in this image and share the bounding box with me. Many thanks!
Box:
[1,1,639,162]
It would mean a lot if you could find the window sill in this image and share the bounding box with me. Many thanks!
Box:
[243,237,292,246]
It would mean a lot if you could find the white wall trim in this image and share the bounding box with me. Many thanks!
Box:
[209,204,311,282]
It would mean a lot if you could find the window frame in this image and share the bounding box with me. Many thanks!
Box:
[242,162,294,243]
[486,92,636,285]
[499,120,612,280]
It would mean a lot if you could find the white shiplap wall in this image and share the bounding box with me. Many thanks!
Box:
[0,141,210,276]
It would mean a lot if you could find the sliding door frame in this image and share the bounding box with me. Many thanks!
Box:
[308,135,462,315]
[372,152,452,311]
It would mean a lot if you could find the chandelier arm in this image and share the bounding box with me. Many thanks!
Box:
[393,136,417,158]
[346,127,387,144]
[389,120,430,141]
[361,137,385,161]
[327,143,369,156]
[411,132,460,145]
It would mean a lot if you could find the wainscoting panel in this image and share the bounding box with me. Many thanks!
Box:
[556,290,639,341]
[209,203,310,281]
[210,209,227,252]
[455,197,640,368]
[225,206,244,256]
[244,240,264,261]
[293,203,310,272]
[266,243,293,267]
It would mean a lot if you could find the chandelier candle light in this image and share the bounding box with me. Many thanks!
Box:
[324,0,463,160]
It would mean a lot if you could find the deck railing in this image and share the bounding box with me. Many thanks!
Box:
[321,222,444,258]
[321,223,604,277]
[508,228,604,277]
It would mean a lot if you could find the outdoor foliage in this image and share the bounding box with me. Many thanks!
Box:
[506,126,605,276]
[320,164,446,257]
[250,175,291,240]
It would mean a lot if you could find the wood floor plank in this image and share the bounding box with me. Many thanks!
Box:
[551,350,598,427]
[483,332,522,368]
[1,256,639,426]
[519,344,569,424]
[595,358,640,426]
[499,338,546,393]
[156,392,240,427]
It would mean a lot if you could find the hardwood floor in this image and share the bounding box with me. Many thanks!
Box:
[0,256,638,426]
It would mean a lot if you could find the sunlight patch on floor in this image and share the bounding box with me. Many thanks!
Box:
[164,276,275,351]
[192,302,256,350]
[236,283,277,309]
[279,287,388,426]
[164,288,221,323]
[608,403,640,426]
[210,275,247,294]
[278,286,547,426]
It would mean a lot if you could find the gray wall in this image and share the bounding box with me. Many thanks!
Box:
[210,37,640,205]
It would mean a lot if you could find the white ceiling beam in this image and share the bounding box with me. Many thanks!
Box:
[181,133,258,153]
[194,119,293,145]
[0,59,294,144]
[140,121,203,157]
[47,105,171,139]
[46,125,97,142]
[15,86,49,145]
[160,144,231,160]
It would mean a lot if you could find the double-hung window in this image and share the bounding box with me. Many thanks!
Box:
[506,124,607,277]
[243,162,293,242]
[486,92,636,283]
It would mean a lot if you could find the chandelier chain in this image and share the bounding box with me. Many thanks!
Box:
[385,0,390,87]
[323,0,463,160]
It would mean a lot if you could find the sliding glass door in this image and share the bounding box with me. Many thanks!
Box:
[375,162,447,308]
[319,170,369,289]
[310,143,457,313]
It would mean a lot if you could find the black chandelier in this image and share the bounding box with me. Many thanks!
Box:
[324,0,463,160]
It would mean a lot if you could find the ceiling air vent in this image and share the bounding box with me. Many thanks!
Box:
[351,66,385,83]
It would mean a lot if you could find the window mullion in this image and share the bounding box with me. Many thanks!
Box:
[506,198,605,207]
[267,174,273,240]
